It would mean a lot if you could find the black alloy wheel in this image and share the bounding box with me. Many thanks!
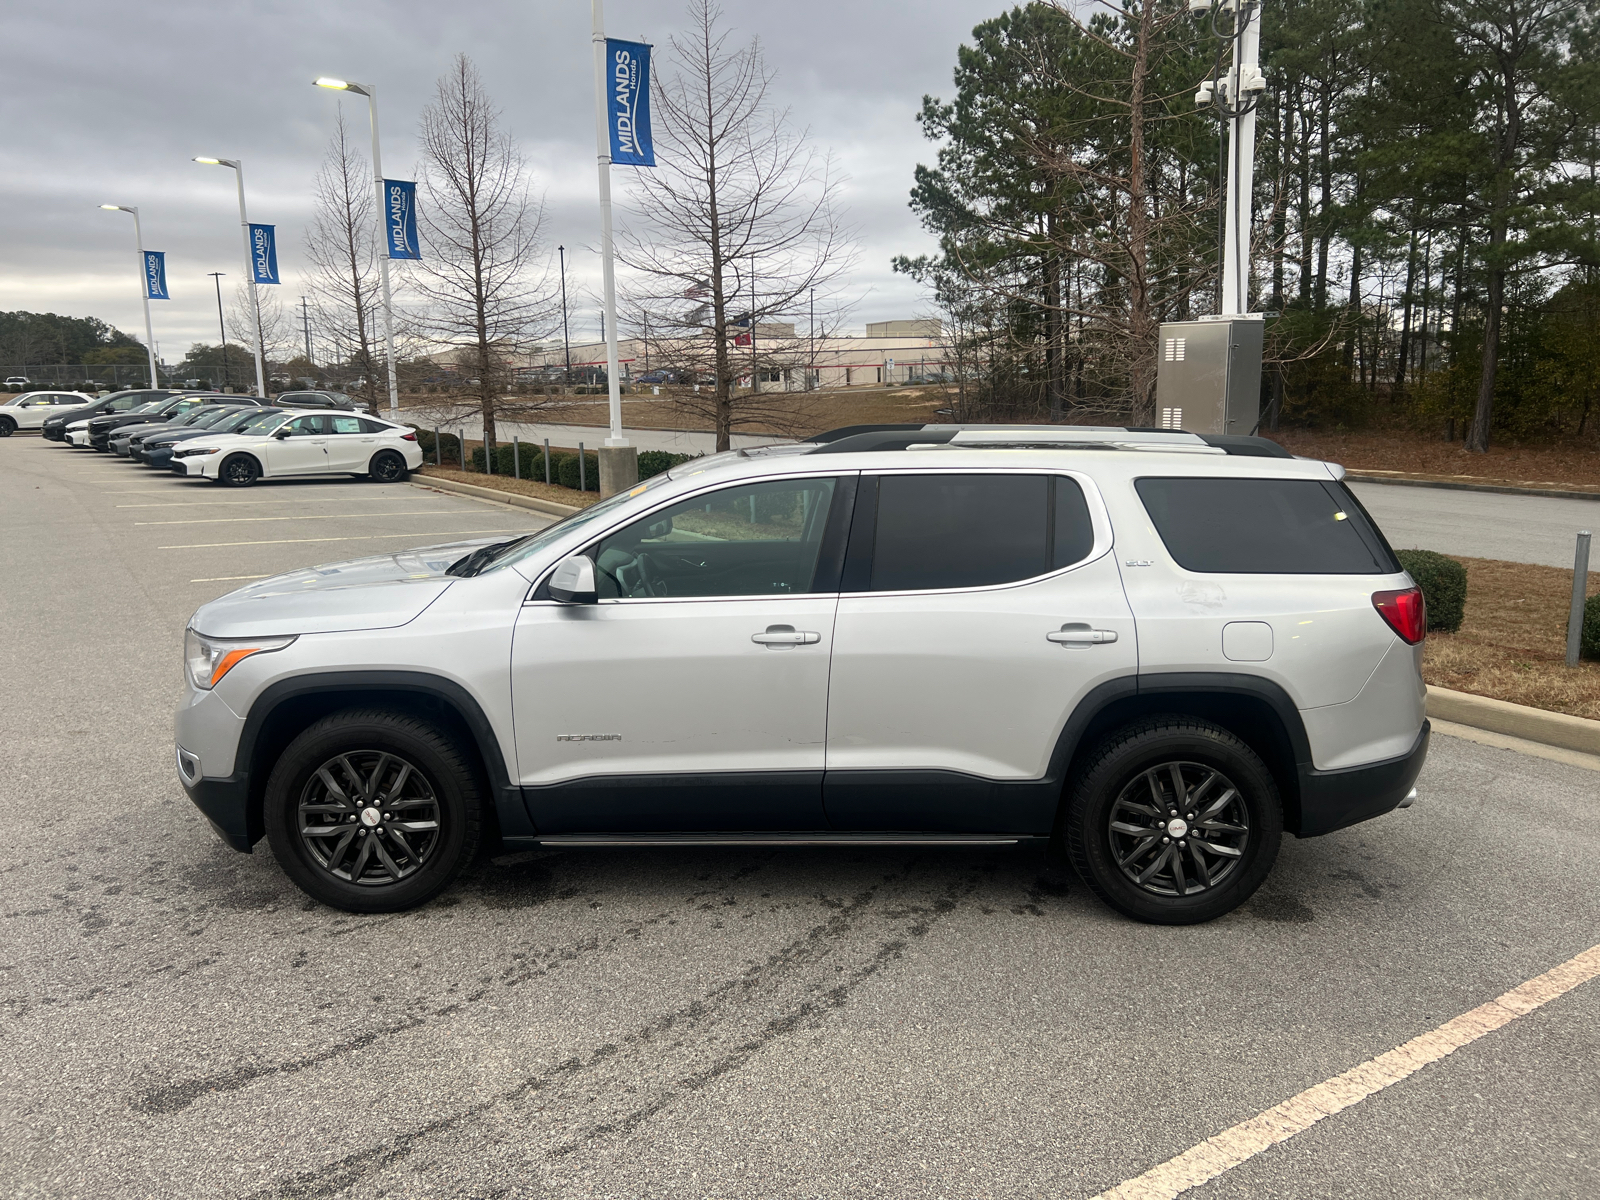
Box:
[1062,717,1282,925]
[0,416,14,437]
[295,751,442,886]
[265,708,482,912]
[368,450,407,482]
[219,453,261,487]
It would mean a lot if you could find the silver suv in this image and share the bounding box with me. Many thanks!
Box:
[175,425,1428,924]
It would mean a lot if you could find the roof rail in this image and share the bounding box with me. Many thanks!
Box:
[803,423,1292,458]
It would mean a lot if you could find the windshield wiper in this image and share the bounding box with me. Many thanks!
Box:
[446,539,521,578]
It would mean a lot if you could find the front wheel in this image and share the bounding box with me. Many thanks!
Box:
[218,453,261,487]
[0,416,14,437]
[1062,717,1282,925]
[264,709,483,912]
[368,449,408,483]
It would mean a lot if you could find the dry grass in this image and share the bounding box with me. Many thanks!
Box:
[415,465,599,509]
[1268,429,1600,493]
[1423,555,1600,718]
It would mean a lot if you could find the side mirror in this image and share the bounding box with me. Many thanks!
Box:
[273,427,291,439]
[548,555,598,604]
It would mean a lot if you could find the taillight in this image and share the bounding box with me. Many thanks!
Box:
[401,431,418,441]
[1373,587,1426,644]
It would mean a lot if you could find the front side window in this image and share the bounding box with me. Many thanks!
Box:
[286,414,331,436]
[858,473,1096,592]
[1135,477,1399,574]
[592,477,838,599]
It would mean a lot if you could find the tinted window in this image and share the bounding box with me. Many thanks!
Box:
[592,477,837,599]
[358,418,391,434]
[1135,477,1398,574]
[865,474,1092,592]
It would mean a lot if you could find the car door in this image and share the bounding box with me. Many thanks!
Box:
[510,473,851,833]
[261,413,331,474]
[322,413,375,472]
[823,470,1137,834]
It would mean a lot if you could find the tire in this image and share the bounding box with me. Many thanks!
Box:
[368,450,408,483]
[0,416,14,437]
[1062,717,1282,925]
[264,708,483,913]
[218,453,261,487]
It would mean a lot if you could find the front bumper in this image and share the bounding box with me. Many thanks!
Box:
[1296,721,1430,837]
[66,430,90,446]
[181,771,257,852]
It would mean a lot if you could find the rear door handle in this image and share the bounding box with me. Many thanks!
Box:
[752,624,821,647]
[1047,624,1118,645]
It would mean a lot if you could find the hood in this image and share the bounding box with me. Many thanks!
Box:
[189,537,505,638]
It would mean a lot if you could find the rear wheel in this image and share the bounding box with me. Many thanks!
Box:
[0,416,14,437]
[368,449,408,483]
[218,453,261,487]
[264,709,482,912]
[1062,717,1282,925]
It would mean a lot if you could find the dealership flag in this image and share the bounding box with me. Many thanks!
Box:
[143,251,169,300]
[248,223,279,284]
[605,38,655,166]
[384,179,421,260]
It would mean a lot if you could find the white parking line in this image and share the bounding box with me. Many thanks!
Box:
[189,574,273,583]
[116,496,446,508]
[135,509,463,526]
[1092,942,1600,1200]
[159,527,523,549]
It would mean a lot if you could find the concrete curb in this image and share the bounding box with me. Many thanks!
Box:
[1347,472,1600,503]
[1426,685,1600,756]
[411,473,581,518]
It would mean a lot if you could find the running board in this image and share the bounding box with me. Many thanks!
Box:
[527,833,1024,848]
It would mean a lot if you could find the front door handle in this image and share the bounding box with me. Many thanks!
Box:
[752,624,821,648]
[1047,624,1119,645]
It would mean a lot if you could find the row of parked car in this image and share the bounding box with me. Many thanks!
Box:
[3,387,426,486]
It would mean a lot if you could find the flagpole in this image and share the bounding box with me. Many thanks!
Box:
[592,0,626,453]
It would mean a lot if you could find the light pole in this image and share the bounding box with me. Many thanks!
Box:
[192,157,268,396]
[97,204,161,389]
[590,0,633,489]
[1192,0,1265,314]
[314,78,401,415]
[208,272,231,391]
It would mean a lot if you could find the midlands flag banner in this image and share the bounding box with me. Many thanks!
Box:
[605,38,655,166]
[143,251,169,300]
[248,223,280,284]
[384,179,421,259]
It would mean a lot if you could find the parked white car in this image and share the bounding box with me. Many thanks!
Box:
[169,409,424,486]
[175,424,1429,923]
[0,390,96,435]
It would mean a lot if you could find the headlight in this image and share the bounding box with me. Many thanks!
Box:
[184,628,296,690]
[174,446,219,458]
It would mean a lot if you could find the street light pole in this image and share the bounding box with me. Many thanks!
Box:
[591,0,627,452]
[209,272,231,391]
[98,204,160,389]
[192,157,268,396]
[314,78,401,415]
[559,244,571,378]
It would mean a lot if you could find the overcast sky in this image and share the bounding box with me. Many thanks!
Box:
[0,0,1004,361]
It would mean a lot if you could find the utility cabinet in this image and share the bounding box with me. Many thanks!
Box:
[1154,316,1263,435]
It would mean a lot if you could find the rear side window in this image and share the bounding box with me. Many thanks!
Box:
[1135,477,1399,574]
[857,473,1097,592]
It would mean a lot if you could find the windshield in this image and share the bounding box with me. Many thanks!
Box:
[188,408,236,428]
[468,474,677,576]
[127,400,163,414]
[226,409,281,432]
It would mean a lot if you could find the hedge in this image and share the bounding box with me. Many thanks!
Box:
[1582,593,1600,661]
[1395,548,1467,634]
[637,450,697,480]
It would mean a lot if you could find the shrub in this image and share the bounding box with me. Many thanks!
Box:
[1582,593,1600,661]
[637,450,697,480]
[1395,549,1467,633]
[558,449,600,491]
[413,428,462,467]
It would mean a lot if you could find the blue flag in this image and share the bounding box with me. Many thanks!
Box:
[605,38,655,167]
[248,223,280,284]
[384,179,421,260]
[143,251,169,300]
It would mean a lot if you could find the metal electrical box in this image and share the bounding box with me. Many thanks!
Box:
[1154,316,1263,435]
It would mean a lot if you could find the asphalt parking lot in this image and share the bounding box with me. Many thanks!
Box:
[2,435,1597,1200]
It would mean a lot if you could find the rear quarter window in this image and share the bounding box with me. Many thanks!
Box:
[1135,477,1399,574]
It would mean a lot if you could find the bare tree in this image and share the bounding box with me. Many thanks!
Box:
[618,0,857,451]
[226,280,289,379]
[303,108,382,411]
[413,53,554,456]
